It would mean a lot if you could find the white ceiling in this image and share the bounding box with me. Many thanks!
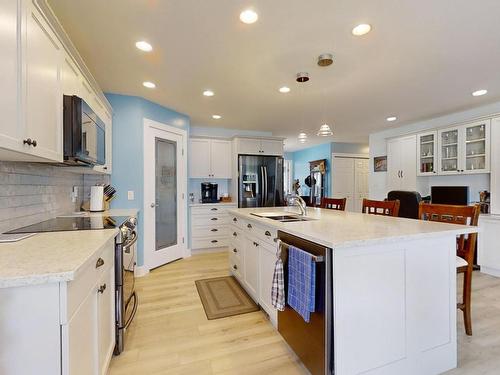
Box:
[48,0,500,151]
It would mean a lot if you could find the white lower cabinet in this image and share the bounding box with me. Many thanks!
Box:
[478,215,500,277]
[229,216,278,325]
[190,204,237,250]
[0,238,116,375]
[244,239,260,300]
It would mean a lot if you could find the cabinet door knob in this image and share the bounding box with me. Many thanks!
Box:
[265,230,271,237]
[232,265,238,270]
[23,138,32,146]
[96,258,104,268]
[233,248,238,253]
[98,284,106,294]
[233,217,238,222]
[31,139,37,147]
[253,241,259,247]
[247,223,252,229]
[233,232,237,237]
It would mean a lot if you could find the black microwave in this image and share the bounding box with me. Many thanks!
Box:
[63,95,105,166]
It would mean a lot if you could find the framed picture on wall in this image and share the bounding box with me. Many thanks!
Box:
[374,156,387,172]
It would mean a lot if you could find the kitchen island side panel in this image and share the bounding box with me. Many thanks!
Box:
[333,235,457,375]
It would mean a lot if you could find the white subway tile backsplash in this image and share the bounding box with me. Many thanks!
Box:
[0,162,109,233]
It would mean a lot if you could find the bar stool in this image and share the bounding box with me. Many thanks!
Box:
[320,197,347,211]
[362,198,400,217]
[417,202,480,336]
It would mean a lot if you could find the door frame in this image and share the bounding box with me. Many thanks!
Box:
[143,118,188,271]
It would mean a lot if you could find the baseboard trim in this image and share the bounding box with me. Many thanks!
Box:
[134,265,150,278]
[191,247,228,255]
[480,266,500,278]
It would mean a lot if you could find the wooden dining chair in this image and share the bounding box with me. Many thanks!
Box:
[417,202,480,336]
[320,197,347,211]
[361,198,400,217]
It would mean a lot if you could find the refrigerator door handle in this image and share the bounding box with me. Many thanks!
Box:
[260,166,264,206]
[263,166,268,206]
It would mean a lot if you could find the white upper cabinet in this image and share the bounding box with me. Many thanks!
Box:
[24,2,63,162]
[189,138,231,179]
[437,120,490,175]
[234,137,283,156]
[417,131,438,176]
[0,0,22,152]
[0,1,112,169]
[387,135,417,192]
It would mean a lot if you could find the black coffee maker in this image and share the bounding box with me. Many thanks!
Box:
[201,183,218,203]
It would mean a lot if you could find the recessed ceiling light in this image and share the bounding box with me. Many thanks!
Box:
[203,90,215,97]
[279,86,291,93]
[143,81,156,89]
[135,41,153,52]
[352,24,372,36]
[472,89,488,97]
[240,9,258,24]
[386,116,397,122]
[212,115,222,120]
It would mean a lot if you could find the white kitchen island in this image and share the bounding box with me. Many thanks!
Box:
[227,207,478,375]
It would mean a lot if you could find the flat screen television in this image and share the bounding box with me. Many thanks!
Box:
[431,186,469,205]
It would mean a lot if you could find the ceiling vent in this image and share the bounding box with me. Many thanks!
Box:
[317,53,333,67]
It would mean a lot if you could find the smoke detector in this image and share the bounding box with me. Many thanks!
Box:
[317,53,333,67]
[296,72,310,83]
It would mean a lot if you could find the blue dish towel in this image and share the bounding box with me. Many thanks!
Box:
[287,245,316,323]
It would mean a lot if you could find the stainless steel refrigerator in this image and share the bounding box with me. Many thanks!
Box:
[238,155,284,208]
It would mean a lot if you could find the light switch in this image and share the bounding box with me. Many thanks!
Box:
[128,191,135,201]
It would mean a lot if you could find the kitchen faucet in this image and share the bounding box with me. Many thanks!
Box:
[286,194,307,216]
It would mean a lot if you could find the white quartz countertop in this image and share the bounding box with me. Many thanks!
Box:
[229,207,479,249]
[0,208,138,288]
[189,202,237,207]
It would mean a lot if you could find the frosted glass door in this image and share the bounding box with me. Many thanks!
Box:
[155,138,177,250]
[440,129,459,173]
[465,123,486,171]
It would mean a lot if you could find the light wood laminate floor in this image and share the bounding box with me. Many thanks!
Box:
[109,252,500,375]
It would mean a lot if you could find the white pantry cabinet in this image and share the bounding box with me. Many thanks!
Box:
[234,137,284,156]
[387,135,417,192]
[189,138,231,178]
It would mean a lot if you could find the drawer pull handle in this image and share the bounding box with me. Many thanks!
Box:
[211,217,218,221]
[233,248,238,253]
[247,224,252,229]
[233,232,237,237]
[96,258,105,268]
[233,217,238,222]
[211,228,218,232]
[253,241,259,247]
[98,284,106,294]
[265,231,271,237]
[211,208,218,211]
[211,240,218,243]
[233,265,238,270]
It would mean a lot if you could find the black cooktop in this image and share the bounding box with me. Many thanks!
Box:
[5,216,130,234]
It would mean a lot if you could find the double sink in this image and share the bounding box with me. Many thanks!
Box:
[250,212,316,223]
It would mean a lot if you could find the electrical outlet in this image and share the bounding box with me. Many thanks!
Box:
[71,186,79,203]
[127,191,135,201]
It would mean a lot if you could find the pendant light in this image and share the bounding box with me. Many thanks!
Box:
[317,53,334,137]
[317,123,333,136]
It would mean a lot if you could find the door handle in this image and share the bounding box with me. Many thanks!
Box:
[211,228,218,232]
[211,217,218,221]
[150,203,159,208]
[211,240,218,243]
[401,170,403,178]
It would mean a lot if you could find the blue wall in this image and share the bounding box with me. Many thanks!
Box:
[106,94,190,266]
[292,143,332,197]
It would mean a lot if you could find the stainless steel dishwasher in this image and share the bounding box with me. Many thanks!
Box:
[277,230,333,375]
